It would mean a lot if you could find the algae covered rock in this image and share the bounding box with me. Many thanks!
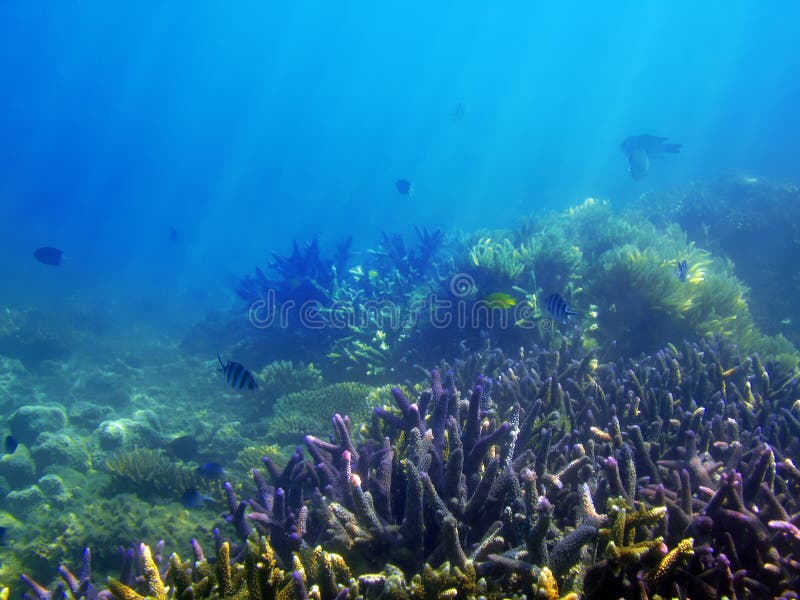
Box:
[30,432,89,472]
[37,474,69,504]
[8,404,67,445]
[0,446,36,488]
[95,419,127,451]
[68,400,115,431]
[94,410,163,453]
[5,485,45,518]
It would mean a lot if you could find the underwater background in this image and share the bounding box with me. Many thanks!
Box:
[2,2,800,599]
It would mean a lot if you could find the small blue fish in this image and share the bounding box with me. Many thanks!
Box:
[180,488,215,508]
[544,293,581,326]
[197,462,225,478]
[675,259,688,282]
[217,355,258,390]
[4,435,18,455]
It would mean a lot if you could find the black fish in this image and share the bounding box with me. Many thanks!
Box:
[395,179,412,195]
[217,355,257,390]
[180,488,215,508]
[620,134,682,180]
[544,293,581,326]
[164,434,199,461]
[197,462,225,478]
[4,435,18,455]
[0,526,6,545]
[33,246,64,266]
[675,259,688,282]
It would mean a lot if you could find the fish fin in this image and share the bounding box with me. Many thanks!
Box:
[217,354,225,370]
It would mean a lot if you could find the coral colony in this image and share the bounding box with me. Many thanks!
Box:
[15,338,800,599]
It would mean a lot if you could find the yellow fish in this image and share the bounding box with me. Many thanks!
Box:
[483,292,517,309]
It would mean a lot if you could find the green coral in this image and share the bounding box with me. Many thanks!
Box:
[236,444,284,471]
[327,329,395,377]
[583,226,796,364]
[267,382,374,443]
[105,448,200,498]
[469,237,532,284]
[255,360,323,397]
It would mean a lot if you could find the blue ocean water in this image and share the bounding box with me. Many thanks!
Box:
[1,2,798,318]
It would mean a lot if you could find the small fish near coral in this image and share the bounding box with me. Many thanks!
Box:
[4,435,17,455]
[180,488,215,508]
[163,434,199,461]
[620,134,682,180]
[482,292,517,309]
[33,246,65,266]
[217,354,258,390]
[196,462,225,479]
[544,292,581,325]
[675,258,688,282]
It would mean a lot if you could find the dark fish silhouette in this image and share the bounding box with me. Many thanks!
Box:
[217,355,258,390]
[197,462,225,478]
[544,293,581,326]
[33,246,64,266]
[4,435,18,455]
[675,259,688,282]
[395,179,413,195]
[620,135,682,180]
[168,226,178,243]
[452,102,466,121]
[164,434,199,461]
[180,488,215,508]
[0,526,6,545]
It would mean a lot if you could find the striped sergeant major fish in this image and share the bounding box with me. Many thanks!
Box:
[217,355,258,390]
[544,293,581,326]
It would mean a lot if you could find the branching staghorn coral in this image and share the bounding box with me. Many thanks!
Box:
[16,337,800,599]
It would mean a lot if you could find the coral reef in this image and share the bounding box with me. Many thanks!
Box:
[641,177,800,348]
[18,336,800,598]
[8,404,68,446]
[221,191,798,383]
